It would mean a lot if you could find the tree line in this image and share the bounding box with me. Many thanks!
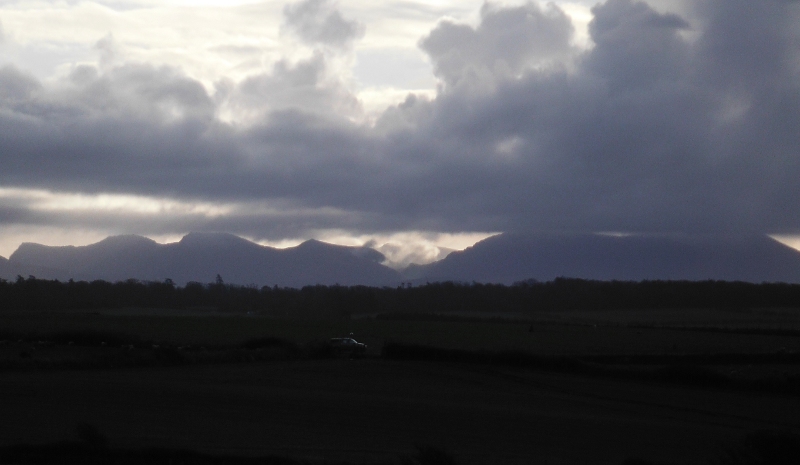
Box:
[2,275,800,315]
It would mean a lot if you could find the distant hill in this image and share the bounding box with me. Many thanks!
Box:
[7,233,402,288]
[0,253,73,282]
[402,233,800,284]
[8,232,800,287]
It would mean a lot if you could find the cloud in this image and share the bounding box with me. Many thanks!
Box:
[94,33,117,69]
[1,0,800,257]
[222,52,362,122]
[379,0,800,234]
[0,62,222,201]
[0,205,30,224]
[585,0,691,89]
[0,65,42,104]
[282,0,365,49]
[419,1,575,90]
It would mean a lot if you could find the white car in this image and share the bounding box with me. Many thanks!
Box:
[329,337,367,354]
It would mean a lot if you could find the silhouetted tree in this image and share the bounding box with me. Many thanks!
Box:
[2,276,800,316]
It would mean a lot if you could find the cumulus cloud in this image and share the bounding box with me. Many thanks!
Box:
[419,1,575,90]
[282,0,365,49]
[584,0,691,89]
[0,65,41,104]
[1,0,800,257]
[222,52,362,122]
[94,33,117,69]
[379,0,800,235]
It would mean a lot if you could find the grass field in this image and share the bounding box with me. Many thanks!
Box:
[1,359,799,465]
[1,307,800,464]
[3,307,800,354]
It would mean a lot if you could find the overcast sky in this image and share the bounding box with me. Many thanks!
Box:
[0,0,798,267]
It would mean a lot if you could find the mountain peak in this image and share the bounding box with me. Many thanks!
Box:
[95,235,157,248]
[295,239,386,263]
[405,232,800,284]
[178,232,258,248]
[4,233,400,287]
[296,238,327,248]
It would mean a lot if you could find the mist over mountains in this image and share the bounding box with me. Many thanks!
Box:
[3,232,800,287]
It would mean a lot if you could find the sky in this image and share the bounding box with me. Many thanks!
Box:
[0,0,798,268]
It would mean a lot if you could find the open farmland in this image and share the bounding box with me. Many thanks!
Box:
[1,358,799,465]
[1,306,800,464]
[3,306,800,355]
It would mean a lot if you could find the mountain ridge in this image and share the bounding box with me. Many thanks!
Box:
[403,232,800,284]
[7,232,800,287]
[8,233,401,288]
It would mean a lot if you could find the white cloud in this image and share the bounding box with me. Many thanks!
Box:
[221,51,363,123]
[282,0,365,49]
[0,187,234,216]
[308,230,498,268]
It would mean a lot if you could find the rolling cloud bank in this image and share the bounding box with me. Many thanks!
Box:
[0,0,798,265]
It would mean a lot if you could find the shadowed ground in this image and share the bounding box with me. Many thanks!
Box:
[1,359,798,465]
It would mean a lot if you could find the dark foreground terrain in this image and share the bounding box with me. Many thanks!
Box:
[3,358,800,465]
[1,307,800,465]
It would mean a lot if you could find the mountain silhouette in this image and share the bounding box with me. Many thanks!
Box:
[403,232,800,284]
[8,233,401,287]
[0,252,73,281]
[8,232,800,287]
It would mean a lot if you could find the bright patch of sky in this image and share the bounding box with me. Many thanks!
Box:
[772,236,800,254]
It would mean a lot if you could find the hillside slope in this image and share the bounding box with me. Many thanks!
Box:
[404,233,800,284]
[9,233,401,287]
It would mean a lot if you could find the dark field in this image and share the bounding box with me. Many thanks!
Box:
[2,308,800,464]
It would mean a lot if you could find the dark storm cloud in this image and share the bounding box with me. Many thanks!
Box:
[0,205,31,223]
[0,62,224,195]
[282,0,365,49]
[0,0,799,239]
[585,0,691,89]
[378,0,800,235]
